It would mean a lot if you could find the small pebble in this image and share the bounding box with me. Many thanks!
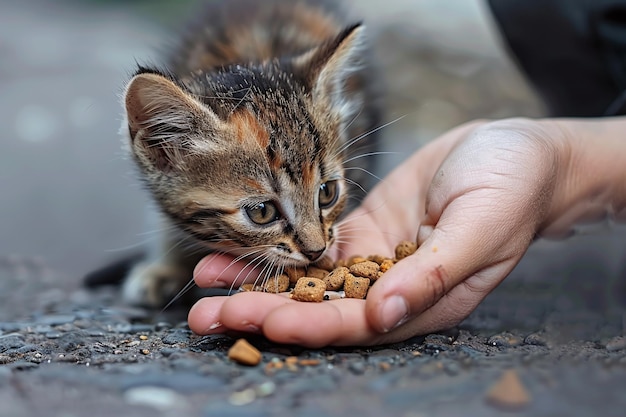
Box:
[255,381,276,398]
[155,322,172,331]
[425,334,455,345]
[485,369,531,411]
[124,386,182,410]
[298,359,321,366]
[9,361,39,371]
[488,333,523,348]
[161,329,190,345]
[348,361,366,375]
[38,314,76,326]
[0,334,25,351]
[14,344,38,354]
[228,388,256,406]
[129,324,154,333]
[524,332,549,347]
[605,336,626,352]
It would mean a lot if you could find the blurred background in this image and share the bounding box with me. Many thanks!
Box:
[1,0,624,305]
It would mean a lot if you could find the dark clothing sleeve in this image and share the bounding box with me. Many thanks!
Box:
[487,0,626,116]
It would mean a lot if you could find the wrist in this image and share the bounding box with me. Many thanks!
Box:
[541,116,626,235]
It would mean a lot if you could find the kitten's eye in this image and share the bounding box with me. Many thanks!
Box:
[245,201,280,225]
[319,181,339,208]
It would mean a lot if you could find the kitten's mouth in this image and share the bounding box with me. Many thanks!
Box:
[273,252,314,268]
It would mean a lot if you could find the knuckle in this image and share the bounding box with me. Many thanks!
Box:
[423,264,449,308]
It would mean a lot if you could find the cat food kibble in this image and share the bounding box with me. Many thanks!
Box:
[379,258,394,273]
[285,266,306,285]
[367,254,386,265]
[347,256,367,267]
[395,240,418,260]
[349,260,380,280]
[228,338,262,366]
[313,255,336,271]
[263,274,290,293]
[305,266,330,279]
[323,266,349,291]
[343,274,370,299]
[243,240,419,302]
[291,277,326,302]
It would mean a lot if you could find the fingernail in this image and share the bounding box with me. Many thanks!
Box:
[209,322,222,330]
[201,321,223,334]
[416,224,434,246]
[193,256,224,288]
[241,320,260,333]
[380,295,409,332]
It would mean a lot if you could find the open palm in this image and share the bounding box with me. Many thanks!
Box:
[188,119,565,346]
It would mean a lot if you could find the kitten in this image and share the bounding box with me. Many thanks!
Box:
[118,0,382,306]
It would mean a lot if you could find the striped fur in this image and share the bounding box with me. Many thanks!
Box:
[120,0,382,306]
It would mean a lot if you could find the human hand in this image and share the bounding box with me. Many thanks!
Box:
[188,117,624,347]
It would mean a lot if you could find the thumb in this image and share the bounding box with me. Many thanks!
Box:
[365,191,534,334]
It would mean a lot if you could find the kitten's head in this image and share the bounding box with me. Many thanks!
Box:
[123,24,366,267]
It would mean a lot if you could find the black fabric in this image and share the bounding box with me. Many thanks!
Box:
[488,0,626,116]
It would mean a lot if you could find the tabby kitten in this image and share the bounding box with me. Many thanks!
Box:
[120,0,382,306]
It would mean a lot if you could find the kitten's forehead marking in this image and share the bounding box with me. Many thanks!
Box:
[182,189,230,211]
[277,167,319,222]
[229,109,270,148]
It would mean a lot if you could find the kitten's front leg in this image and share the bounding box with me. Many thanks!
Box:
[122,215,205,307]
[122,261,193,307]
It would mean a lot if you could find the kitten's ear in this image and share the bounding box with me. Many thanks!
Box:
[293,24,367,122]
[123,71,220,170]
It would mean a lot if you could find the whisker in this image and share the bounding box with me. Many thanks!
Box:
[229,251,272,294]
[343,151,398,165]
[338,105,364,138]
[335,114,407,157]
[343,177,368,195]
[161,277,197,313]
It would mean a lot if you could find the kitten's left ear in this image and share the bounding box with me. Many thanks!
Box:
[293,24,367,122]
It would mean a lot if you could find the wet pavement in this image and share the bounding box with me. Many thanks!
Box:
[1,0,626,416]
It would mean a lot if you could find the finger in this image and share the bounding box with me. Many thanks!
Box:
[194,253,264,288]
[188,296,229,335]
[216,292,389,347]
[261,299,386,347]
[389,265,513,339]
[366,190,533,334]
[416,224,434,246]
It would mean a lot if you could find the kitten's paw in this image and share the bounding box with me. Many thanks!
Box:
[122,262,190,307]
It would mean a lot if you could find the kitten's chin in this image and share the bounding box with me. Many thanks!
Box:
[275,247,332,268]
[271,252,311,268]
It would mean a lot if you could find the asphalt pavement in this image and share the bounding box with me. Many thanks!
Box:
[1,1,625,416]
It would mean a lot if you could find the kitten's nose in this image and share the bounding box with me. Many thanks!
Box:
[302,248,325,262]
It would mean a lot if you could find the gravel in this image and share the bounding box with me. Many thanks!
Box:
[2,1,626,416]
[2,246,625,417]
